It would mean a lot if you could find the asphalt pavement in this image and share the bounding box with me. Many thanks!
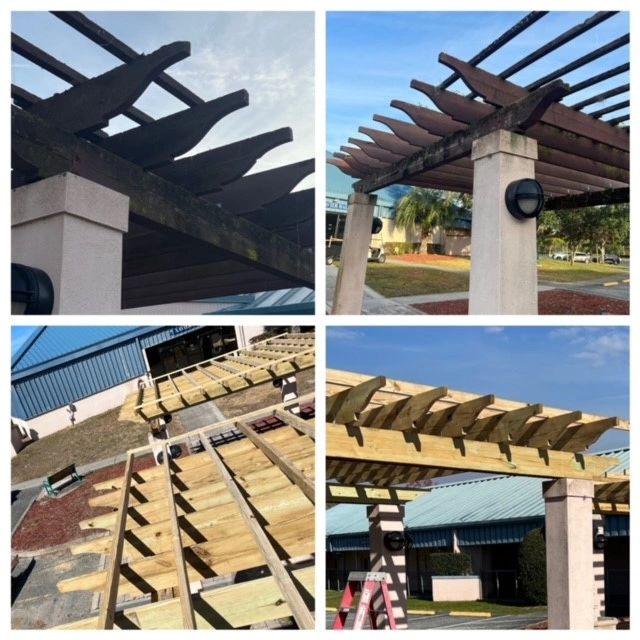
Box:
[325,610,547,630]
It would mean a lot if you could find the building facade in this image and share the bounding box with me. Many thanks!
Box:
[11,325,264,444]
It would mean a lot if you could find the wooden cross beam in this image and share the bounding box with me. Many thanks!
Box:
[12,106,314,287]
[327,423,619,480]
[326,484,429,505]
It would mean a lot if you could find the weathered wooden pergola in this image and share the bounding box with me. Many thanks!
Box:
[326,369,629,629]
[329,11,629,314]
[120,331,315,422]
[55,396,315,629]
[12,12,314,312]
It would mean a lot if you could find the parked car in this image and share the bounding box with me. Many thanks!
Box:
[573,252,591,264]
[604,254,622,265]
[551,252,569,261]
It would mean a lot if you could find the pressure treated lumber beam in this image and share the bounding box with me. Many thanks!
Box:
[27,42,189,133]
[326,484,428,504]
[12,106,314,287]
[201,436,315,629]
[54,565,315,630]
[353,80,568,193]
[326,423,618,480]
[162,444,196,629]
[98,453,134,629]
[274,410,315,439]
[235,421,314,502]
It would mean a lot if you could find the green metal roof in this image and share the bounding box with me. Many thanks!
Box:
[327,447,629,540]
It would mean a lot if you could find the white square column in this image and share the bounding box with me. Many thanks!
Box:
[543,478,595,629]
[12,172,130,314]
[368,504,408,629]
[332,192,377,314]
[469,130,538,314]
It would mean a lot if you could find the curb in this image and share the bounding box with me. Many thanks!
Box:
[449,611,492,618]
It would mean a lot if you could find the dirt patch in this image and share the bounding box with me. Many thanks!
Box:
[413,290,629,315]
[214,368,315,418]
[12,455,155,553]
[390,254,470,269]
[12,408,150,485]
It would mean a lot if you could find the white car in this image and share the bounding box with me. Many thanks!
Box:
[551,252,568,261]
[573,252,591,264]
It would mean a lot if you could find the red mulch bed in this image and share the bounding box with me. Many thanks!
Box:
[414,289,629,315]
[392,254,467,264]
[12,455,155,552]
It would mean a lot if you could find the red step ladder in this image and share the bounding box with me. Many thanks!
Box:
[333,571,397,630]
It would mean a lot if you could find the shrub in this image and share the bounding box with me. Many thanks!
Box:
[518,528,547,605]
[383,242,420,255]
[427,552,472,576]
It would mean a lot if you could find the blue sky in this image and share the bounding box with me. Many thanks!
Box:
[12,11,314,188]
[327,326,629,452]
[327,11,629,151]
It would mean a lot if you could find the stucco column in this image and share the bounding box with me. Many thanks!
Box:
[12,172,129,314]
[543,478,595,629]
[469,129,538,314]
[332,192,377,314]
[368,504,408,629]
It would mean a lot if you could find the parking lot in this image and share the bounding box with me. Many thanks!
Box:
[325,610,547,630]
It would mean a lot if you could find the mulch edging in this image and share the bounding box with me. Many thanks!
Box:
[414,289,629,315]
[12,455,155,553]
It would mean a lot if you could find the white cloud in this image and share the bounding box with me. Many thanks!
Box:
[484,327,504,334]
[327,328,365,342]
[572,332,628,368]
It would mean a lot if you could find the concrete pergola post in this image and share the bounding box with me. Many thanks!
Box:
[12,172,129,314]
[332,192,377,314]
[368,504,408,629]
[469,129,538,314]
[542,478,595,629]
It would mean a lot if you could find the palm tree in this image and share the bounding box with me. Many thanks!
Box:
[395,188,467,253]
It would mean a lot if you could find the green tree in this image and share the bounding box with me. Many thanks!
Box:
[395,188,468,254]
[518,529,547,605]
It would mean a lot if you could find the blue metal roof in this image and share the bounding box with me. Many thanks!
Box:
[11,326,204,419]
[327,448,629,546]
[210,287,315,315]
[12,326,143,372]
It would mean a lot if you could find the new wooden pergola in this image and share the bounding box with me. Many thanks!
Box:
[326,369,629,505]
[12,12,314,308]
[55,396,316,630]
[120,331,315,422]
[329,11,629,208]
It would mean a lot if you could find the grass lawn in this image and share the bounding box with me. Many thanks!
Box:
[537,257,628,283]
[12,408,153,484]
[364,263,469,297]
[326,591,546,616]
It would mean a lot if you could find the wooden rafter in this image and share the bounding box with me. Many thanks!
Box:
[54,398,316,630]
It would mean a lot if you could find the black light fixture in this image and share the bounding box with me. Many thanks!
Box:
[371,216,383,234]
[383,531,406,552]
[505,178,544,220]
[11,263,54,314]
